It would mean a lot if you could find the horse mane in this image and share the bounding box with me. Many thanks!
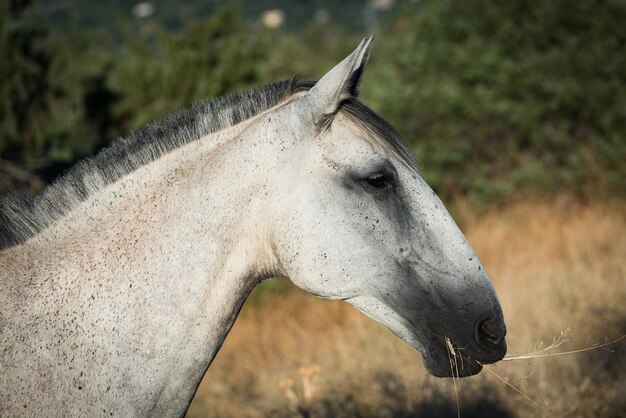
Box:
[0,78,414,250]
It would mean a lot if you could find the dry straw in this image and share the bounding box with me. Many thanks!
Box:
[445,336,461,418]
[451,330,626,417]
[501,332,625,362]
[482,331,625,416]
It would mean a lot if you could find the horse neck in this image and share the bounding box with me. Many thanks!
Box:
[1,115,283,415]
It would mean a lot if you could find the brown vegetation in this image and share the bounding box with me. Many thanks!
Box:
[187,201,626,418]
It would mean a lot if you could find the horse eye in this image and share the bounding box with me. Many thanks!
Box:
[366,172,393,189]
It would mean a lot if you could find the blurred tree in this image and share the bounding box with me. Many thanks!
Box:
[0,0,118,196]
[0,0,51,193]
[259,21,359,81]
[111,5,271,129]
[1,0,624,206]
[363,0,626,203]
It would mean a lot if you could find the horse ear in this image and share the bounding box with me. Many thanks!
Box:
[299,36,373,128]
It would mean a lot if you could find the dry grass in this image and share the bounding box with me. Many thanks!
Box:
[187,201,626,418]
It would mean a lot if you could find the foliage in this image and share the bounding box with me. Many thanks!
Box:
[363,0,626,203]
[0,0,117,194]
[1,0,625,205]
[111,5,270,129]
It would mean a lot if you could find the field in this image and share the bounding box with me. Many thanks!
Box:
[187,201,625,418]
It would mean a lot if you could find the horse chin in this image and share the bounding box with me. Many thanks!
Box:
[422,349,483,378]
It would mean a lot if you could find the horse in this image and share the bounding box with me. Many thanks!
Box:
[0,37,506,417]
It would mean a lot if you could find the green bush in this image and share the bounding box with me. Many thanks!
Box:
[0,0,116,193]
[362,0,626,202]
[1,0,624,205]
[111,5,271,129]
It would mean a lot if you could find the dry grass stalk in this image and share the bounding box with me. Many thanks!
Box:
[277,378,298,406]
[502,334,625,361]
[479,362,549,413]
[445,336,461,418]
[298,365,321,403]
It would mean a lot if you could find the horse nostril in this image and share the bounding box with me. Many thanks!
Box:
[477,318,506,346]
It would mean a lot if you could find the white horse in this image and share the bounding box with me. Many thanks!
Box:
[0,38,506,417]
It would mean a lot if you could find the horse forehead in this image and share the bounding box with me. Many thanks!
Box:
[317,117,387,164]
